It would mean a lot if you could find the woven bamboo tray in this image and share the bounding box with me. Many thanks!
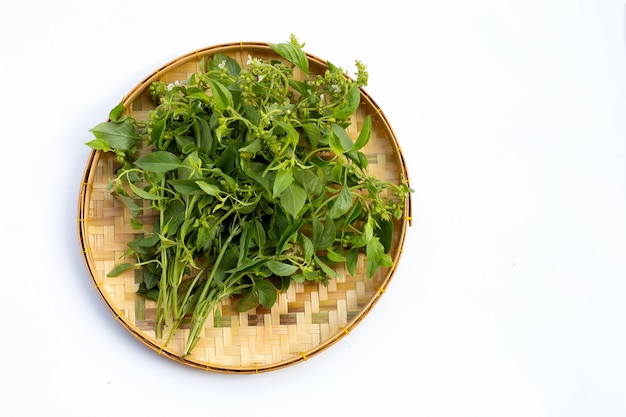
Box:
[78,42,411,373]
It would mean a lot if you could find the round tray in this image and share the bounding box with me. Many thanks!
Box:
[78,42,411,373]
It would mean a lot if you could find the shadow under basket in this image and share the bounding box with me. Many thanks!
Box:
[78,42,412,374]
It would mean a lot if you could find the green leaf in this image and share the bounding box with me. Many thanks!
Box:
[357,151,369,169]
[298,233,314,261]
[195,180,222,196]
[130,217,143,230]
[279,183,307,218]
[332,124,354,152]
[216,145,236,173]
[227,258,269,275]
[237,291,259,312]
[151,118,166,146]
[329,130,345,156]
[268,42,309,74]
[375,217,394,253]
[108,102,126,122]
[128,182,166,201]
[196,116,213,153]
[292,274,306,284]
[239,138,263,154]
[254,219,267,249]
[294,168,323,199]
[127,234,159,255]
[107,263,134,277]
[114,194,143,213]
[142,269,160,290]
[240,160,272,198]
[313,254,339,278]
[328,185,353,219]
[288,79,309,96]
[275,120,299,146]
[343,199,363,228]
[326,247,346,263]
[266,260,298,276]
[256,279,278,309]
[334,83,360,119]
[302,123,321,147]
[208,79,233,111]
[89,119,140,151]
[365,236,394,279]
[351,115,371,151]
[85,138,110,152]
[353,218,373,248]
[212,53,241,76]
[276,217,303,254]
[312,215,336,250]
[167,179,201,195]
[345,248,359,276]
[273,168,293,199]
[134,151,182,173]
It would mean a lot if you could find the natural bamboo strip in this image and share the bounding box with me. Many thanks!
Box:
[78,42,411,374]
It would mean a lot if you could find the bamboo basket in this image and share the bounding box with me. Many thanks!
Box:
[78,42,412,373]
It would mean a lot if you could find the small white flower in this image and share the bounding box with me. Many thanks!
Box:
[246,54,253,65]
[331,84,341,93]
[320,94,325,101]
[167,80,181,91]
[218,60,226,69]
[257,75,264,82]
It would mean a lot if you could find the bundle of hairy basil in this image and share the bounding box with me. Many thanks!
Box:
[86,36,411,357]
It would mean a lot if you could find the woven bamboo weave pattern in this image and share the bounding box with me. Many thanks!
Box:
[78,43,410,373]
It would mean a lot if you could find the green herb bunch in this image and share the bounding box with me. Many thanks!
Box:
[86,35,411,357]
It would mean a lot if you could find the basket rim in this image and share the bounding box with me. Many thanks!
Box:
[78,41,412,374]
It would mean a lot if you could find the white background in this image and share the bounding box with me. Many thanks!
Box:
[1,1,625,416]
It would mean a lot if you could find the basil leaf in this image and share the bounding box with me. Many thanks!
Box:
[351,115,371,151]
[375,217,394,253]
[256,279,278,309]
[208,79,233,111]
[268,42,309,74]
[167,179,201,195]
[313,254,339,278]
[89,119,140,151]
[107,263,134,277]
[266,260,298,277]
[196,116,213,153]
[298,233,314,261]
[302,123,321,147]
[331,124,354,152]
[275,120,299,146]
[326,247,346,263]
[85,138,110,152]
[128,181,165,201]
[237,291,259,312]
[134,151,182,173]
[312,215,336,250]
[279,183,307,218]
[334,83,360,119]
[195,180,222,196]
[276,217,303,255]
[328,185,353,219]
[108,102,126,122]
[273,168,293,199]
[365,236,394,279]
[294,168,323,199]
[345,248,359,276]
